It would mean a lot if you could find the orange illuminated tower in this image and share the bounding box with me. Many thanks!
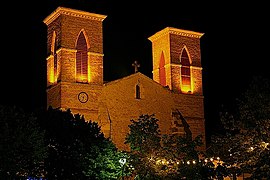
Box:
[148,27,204,95]
[148,28,205,149]
[43,7,106,120]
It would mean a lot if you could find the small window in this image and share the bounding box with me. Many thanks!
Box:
[135,84,140,99]
[159,51,166,86]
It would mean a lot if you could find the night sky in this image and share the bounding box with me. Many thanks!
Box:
[2,1,269,139]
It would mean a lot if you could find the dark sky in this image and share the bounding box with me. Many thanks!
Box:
[2,1,269,138]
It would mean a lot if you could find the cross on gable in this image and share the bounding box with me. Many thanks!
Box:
[132,60,140,73]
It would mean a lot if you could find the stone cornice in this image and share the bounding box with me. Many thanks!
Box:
[43,6,107,25]
[46,47,104,59]
[170,63,203,70]
[88,52,104,57]
[148,27,204,41]
[61,47,104,56]
[190,66,203,70]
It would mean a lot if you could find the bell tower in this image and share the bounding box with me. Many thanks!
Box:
[149,27,206,149]
[43,7,107,120]
[148,27,204,95]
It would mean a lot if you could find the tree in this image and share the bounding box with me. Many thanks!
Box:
[125,114,162,179]
[210,76,270,179]
[84,140,130,179]
[35,106,127,179]
[125,113,208,179]
[0,105,47,179]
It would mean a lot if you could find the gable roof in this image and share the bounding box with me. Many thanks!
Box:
[104,72,171,91]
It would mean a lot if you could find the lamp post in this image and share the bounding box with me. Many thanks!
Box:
[119,158,126,180]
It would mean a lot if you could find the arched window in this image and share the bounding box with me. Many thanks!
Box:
[159,51,166,86]
[76,32,88,83]
[135,84,140,99]
[53,38,57,82]
[180,48,191,92]
[50,31,57,83]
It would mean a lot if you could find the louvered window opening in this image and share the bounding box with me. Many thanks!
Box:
[180,49,191,86]
[76,32,88,83]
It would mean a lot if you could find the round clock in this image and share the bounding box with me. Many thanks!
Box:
[78,92,88,103]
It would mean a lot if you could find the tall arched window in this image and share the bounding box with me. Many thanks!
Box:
[53,35,57,82]
[76,32,88,83]
[135,84,141,99]
[50,31,57,84]
[159,51,166,86]
[180,48,191,92]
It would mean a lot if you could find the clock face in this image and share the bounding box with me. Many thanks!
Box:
[78,92,88,103]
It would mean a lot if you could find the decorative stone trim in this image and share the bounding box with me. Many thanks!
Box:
[54,47,104,56]
[88,52,104,57]
[44,6,107,25]
[148,27,204,41]
[58,47,77,53]
[164,64,171,68]
[190,66,203,70]
[170,63,202,70]
[46,54,53,61]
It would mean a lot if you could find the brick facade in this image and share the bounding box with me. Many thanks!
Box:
[44,7,206,151]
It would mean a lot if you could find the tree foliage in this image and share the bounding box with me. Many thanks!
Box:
[125,114,208,179]
[126,114,161,153]
[0,105,47,179]
[35,106,126,179]
[210,76,270,179]
[84,140,129,179]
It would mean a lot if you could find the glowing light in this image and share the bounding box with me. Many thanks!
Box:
[48,59,57,84]
[76,75,88,83]
[181,85,192,93]
[119,158,126,166]
[261,142,269,149]
[88,60,91,82]
[162,160,165,164]
[48,70,55,83]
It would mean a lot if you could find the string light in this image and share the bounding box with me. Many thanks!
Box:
[154,157,223,166]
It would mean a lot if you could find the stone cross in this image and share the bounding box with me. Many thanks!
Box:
[132,60,140,73]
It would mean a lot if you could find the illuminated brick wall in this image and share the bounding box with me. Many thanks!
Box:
[46,83,61,108]
[98,72,205,150]
[98,73,177,150]
[172,93,206,150]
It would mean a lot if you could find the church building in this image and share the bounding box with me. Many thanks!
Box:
[43,7,206,150]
